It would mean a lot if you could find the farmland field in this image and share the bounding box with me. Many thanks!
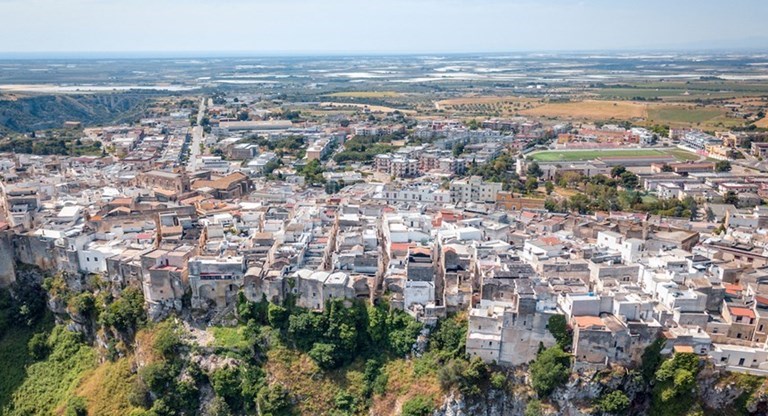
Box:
[646,106,724,125]
[326,91,401,98]
[519,100,648,120]
[529,148,699,162]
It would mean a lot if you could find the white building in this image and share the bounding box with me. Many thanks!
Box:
[450,176,502,204]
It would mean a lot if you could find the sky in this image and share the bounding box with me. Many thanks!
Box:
[0,0,767,55]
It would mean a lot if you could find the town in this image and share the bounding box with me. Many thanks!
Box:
[2,52,768,416]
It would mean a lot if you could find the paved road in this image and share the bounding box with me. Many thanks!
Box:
[186,98,206,172]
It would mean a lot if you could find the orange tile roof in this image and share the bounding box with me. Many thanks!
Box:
[573,315,605,328]
[410,247,431,256]
[391,242,411,252]
[674,345,694,354]
[730,306,756,319]
[540,236,561,246]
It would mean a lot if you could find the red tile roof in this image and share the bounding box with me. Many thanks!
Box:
[730,306,756,319]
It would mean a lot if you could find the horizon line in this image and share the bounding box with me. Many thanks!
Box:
[1,47,768,60]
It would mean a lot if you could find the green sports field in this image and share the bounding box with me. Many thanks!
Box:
[528,148,699,162]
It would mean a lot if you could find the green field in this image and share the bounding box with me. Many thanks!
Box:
[529,148,699,162]
[647,106,724,124]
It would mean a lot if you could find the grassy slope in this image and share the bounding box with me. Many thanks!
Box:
[0,326,37,409]
[75,357,140,416]
[371,356,441,415]
[2,336,96,415]
[212,326,251,350]
[265,344,368,415]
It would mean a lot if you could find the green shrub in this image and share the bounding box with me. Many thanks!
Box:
[256,384,293,416]
[524,399,543,416]
[547,315,571,350]
[152,321,182,360]
[529,346,571,397]
[28,332,50,360]
[210,366,244,410]
[490,372,506,390]
[65,396,88,416]
[401,395,434,416]
[308,342,340,370]
[596,390,630,414]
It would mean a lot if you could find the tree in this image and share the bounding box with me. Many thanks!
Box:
[547,315,571,350]
[660,164,674,172]
[545,181,555,195]
[452,142,466,157]
[206,396,234,416]
[256,384,293,416]
[268,303,290,330]
[705,207,716,222]
[153,320,182,360]
[28,332,49,360]
[401,395,434,416]
[619,171,639,190]
[99,286,146,332]
[715,160,732,172]
[525,177,539,194]
[596,390,630,414]
[529,346,571,397]
[724,191,739,205]
[210,367,244,410]
[308,342,340,370]
[611,166,627,178]
[527,161,544,178]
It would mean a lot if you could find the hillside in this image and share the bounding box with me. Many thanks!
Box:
[0,93,157,132]
[2,271,768,416]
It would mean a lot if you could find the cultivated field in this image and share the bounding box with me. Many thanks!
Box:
[646,106,724,125]
[528,148,699,162]
[435,96,540,112]
[519,100,648,120]
[326,91,401,98]
[318,102,416,114]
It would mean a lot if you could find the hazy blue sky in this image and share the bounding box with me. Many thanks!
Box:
[1,0,767,54]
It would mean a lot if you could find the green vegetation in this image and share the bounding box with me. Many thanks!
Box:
[715,160,732,172]
[333,134,402,163]
[647,106,724,125]
[212,325,251,350]
[547,315,572,350]
[468,152,523,192]
[650,352,701,416]
[75,357,141,415]
[524,399,544,416]
[0,93,152,132]
[596,390,631,414]
[529,148,697,162]
[546,172,699,217]
[326,91,401,98]
[3,326,97,416]
[401,394,435,416]
[529,346,571,397]
[0,134,105,156]
[298,159,326,186]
